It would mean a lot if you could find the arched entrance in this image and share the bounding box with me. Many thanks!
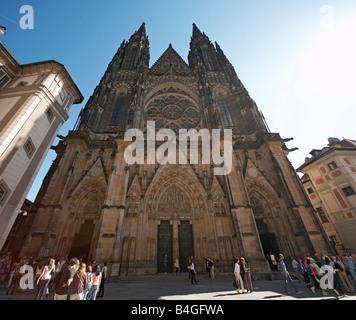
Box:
[68,191,102,260]
[68,219,95,259]
[156,185,195,273]
[250,193,281,270]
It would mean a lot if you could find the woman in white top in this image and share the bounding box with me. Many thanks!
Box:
[234,258,245,294]
[35,258,55,300]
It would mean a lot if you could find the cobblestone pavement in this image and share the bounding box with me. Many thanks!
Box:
[1,272,356,301]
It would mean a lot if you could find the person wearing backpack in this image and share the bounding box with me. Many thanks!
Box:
[278,254,302,295]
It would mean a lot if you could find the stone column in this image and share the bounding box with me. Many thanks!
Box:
[94,141,130,277]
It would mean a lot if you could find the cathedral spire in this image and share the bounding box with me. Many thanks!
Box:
[189,24,219,71]
[133,22,147,39]
[192,23,203,39]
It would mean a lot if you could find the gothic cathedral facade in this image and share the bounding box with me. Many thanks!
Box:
[21,23,332,279]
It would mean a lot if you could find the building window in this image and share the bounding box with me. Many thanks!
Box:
[316,207,328,223]
[110,97,125,126]
[330,235,339,245]
[342,186,355,197]
[59,87,67,101]
[0,68,11,89]
[46,108,54,122]
[202,50,215,70]
[23,137,36,158]
[0,180,10,205]
[327,161,338,171]
[307,187,314,194]
[217,98,233,127]
[45,108,54,122]
[127,48,137,70]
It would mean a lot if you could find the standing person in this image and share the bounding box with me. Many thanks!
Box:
[187,258,191,279]
[35,258,55,300]
[278,254,302,295]
[55,257,65,276]
[210,258,215,280]
[234,258,245,294]
[189,257,197,284]
[74,258,80,272]
[87,265,101,300]
[163,254,168,274]
[70,263,87,300]
[240,257,253,293]
[307,258,329,296]
[6,261,20,296]
[33,260,44,293]
[324,256,347,298]
[82,265,93,300]
[0,257,10,281]
[98,262,107,298]
[306,258,318,294]
[333,256,354,293]
[174,257,180,276]
[298,258,310,287]
[291,257,304,283]
[53,258,77,300]
[203,257,212,279]
[344,256,356,285]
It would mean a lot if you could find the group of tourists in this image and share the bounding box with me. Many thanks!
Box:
[3,251,356,300]
[169,256,215,283]
[0,254,107,300]
[279,252,356,297]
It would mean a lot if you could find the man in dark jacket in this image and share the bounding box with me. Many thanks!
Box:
[53,258,76,300]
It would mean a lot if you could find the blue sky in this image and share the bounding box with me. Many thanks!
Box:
[1,0,356,202]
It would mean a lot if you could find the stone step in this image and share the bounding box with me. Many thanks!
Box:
[111,272,234,283]
[110,272,284,283]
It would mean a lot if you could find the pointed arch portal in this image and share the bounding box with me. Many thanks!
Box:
[156,183,195,273]
[145,165,205,273]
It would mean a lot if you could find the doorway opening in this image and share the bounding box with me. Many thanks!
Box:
[68,220,95,260]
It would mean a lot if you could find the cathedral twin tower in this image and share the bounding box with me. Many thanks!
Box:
[21,23,331,278]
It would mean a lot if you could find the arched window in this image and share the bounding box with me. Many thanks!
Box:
[217,97,233,127]
[202,50,215,70]
[127,47,137,70]
[110,96,125,126]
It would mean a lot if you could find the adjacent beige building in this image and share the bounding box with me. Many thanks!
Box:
[298,138,356,254]
[0,41,83,251]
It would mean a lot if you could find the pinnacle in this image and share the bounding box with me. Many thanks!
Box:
[137,21,146,36]
[192,23,203,38]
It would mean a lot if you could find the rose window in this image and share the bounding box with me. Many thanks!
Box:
[145,94,200,132]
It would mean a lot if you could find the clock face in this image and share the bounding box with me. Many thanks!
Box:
[145,94,200,132]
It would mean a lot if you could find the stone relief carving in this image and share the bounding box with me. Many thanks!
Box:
[158,186,192,215]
